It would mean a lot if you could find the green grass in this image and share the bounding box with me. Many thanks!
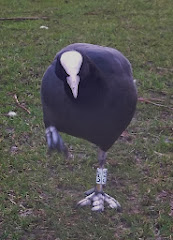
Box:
[0,0,173,239]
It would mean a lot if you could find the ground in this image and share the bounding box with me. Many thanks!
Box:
[0,0,173,239]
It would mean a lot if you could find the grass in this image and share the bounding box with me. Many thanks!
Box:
[0,0,173,239]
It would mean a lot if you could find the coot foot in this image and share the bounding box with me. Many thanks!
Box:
[77,189,121,211]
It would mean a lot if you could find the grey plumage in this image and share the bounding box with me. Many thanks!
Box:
[41,43,137,153]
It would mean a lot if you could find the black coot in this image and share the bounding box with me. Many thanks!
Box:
[41,43,137,211]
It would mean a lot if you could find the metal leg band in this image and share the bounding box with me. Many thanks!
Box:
[96,168,108,185]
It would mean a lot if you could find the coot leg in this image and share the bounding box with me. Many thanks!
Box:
[77,149,121,211]
[45,126,69,157]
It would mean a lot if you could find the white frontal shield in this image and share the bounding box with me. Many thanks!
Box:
[60,51,83,98]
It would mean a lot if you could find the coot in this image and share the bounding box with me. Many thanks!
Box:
[41,43,137,211]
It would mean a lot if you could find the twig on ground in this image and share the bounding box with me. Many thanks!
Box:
[68,149,87,154]
[14,94,31,114]
[154,151,172,158]
[0,17,48,21]
[144,97,164,102]
[156,67,173,73]
[138,97,173,111]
